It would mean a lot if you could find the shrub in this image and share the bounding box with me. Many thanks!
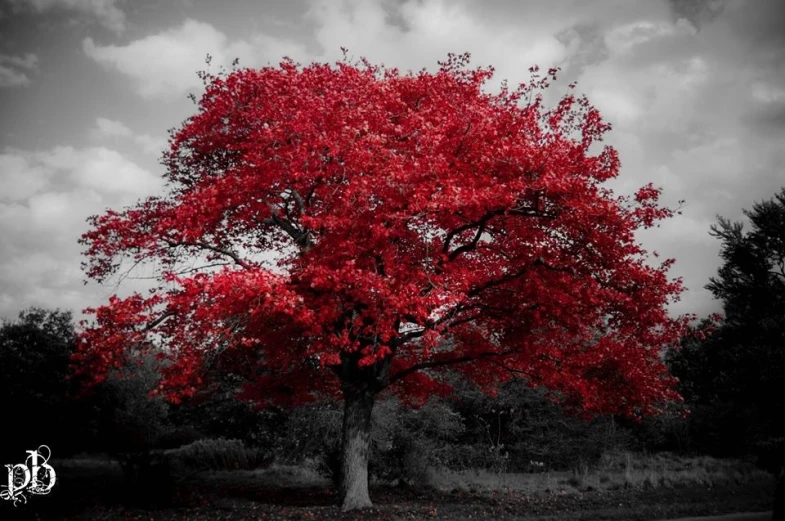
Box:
[452,379,631,472]
[371,398,465,484]
[278,402,343,482]
[166,437,269,475]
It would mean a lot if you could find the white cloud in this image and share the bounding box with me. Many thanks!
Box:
[0,53,39,87]
[83,19,309,100]
[134,134,166,156]
[0,53,39,69]
[0,146,163,318]
[8,0,126,34]
[36,145,163,197]
[0,153,53,200]
[90,117,167,155]
[0,66,31,87]
[604,20,677,54]
[82,1,574,102]
[751,81,785,104]
[306,0,569,91]
[92,116,133,138]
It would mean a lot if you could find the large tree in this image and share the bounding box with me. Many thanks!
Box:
[74,53,687,510]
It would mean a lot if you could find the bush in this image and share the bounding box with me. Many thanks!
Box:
[371,398,465,484]
[452,379,631,472]
[91,351,175,454]
[166,437,269,475]
[169,390,285,448]
[275,402,343,483]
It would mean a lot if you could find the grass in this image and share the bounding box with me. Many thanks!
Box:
[16,452,774,520]
[51,451,773,495]
[427,451,772,496]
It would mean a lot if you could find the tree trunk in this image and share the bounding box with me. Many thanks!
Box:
[339,386,375,511]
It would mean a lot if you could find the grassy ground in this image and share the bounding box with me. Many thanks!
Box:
[430,451,774,496]
[1,453,776,521]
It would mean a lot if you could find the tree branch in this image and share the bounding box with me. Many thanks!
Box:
[263,211,313,252]
[442,206,556,259]
[388,349,515,385]
[144,311,176,331]
[443,212,494,255]
[448,220,488,261]
[165,240,251,269]
[287,188,306,214]
[467,257,572,297]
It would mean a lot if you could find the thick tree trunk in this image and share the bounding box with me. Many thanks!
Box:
[339,386,375,511]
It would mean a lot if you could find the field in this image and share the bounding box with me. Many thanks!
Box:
[3,452,776,521]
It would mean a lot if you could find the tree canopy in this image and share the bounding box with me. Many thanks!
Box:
[73,53,688,509]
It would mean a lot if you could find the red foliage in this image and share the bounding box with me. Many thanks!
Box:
[74,53,687,418]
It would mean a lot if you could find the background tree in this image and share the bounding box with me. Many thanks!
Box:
[667,189,785,519]
[74,53,687,510]
[91,351,178,501]
[668,189,785,455]
[0,308,95,464]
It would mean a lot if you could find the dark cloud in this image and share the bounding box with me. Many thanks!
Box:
[724,0,785,50]
[746,102,785,133]
[556,22,609,80]
[379,0,412,33]
[667,0,728,30]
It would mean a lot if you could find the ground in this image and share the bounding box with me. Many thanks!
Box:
[0,458,776,520]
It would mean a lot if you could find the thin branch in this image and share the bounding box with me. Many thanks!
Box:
[467,257,572,297]
[448,220,488,261]
[175,262,233,275]
[144,311,176,331]
[443,213,494,255]
[388,349,515,385]
[165,240,251,269]
[124,262,233,280]
[485,357,530,379]
[442,207,556,258]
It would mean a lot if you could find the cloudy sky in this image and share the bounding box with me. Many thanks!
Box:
[0,0,783,323]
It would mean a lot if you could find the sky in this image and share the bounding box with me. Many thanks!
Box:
[0,0,784,323]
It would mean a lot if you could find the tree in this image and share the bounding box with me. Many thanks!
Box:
[672,189,785,517]
[73,53,687,510]
[707,189,785,328]
[677,189,785,453]
[0,308,86,463]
